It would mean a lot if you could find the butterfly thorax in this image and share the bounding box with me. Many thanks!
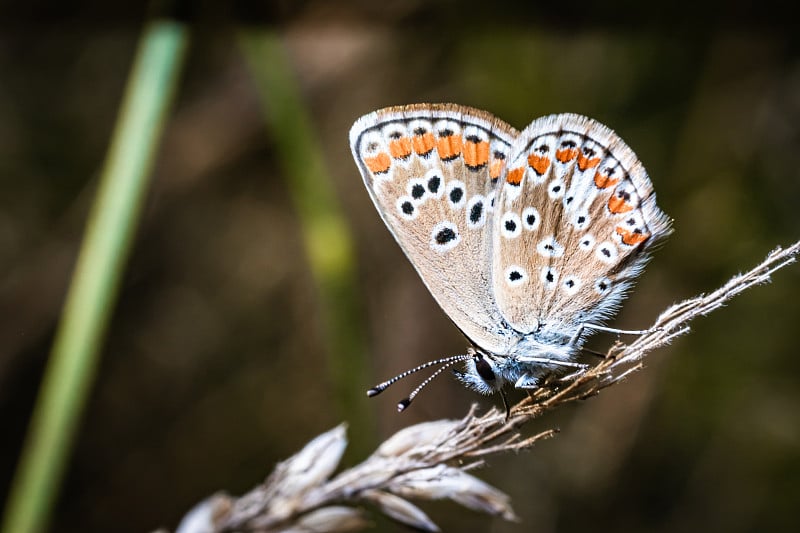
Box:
[458,329,583,394]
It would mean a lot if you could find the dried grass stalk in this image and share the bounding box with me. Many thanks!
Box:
[167,241,799,533]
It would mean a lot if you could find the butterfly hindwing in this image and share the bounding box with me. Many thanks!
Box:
[492,114,672,340]
[350,104,518,353]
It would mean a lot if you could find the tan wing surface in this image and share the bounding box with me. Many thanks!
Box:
[492,114,672,338]
[350,104,518,353]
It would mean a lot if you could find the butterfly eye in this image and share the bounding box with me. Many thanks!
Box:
[474,355,496,382]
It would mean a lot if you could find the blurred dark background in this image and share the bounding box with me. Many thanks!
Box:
[1,1,799,532]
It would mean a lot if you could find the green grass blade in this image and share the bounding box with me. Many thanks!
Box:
[238,30,375,455]
[1,20,188,533]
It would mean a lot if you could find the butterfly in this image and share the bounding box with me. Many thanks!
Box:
[349,104,672,411]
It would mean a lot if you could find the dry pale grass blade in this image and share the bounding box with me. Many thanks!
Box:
[361,490,437,531]
[167,239,799,533]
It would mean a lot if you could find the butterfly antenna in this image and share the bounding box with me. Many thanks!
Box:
[367,354,471,397]
[397,355,472,412]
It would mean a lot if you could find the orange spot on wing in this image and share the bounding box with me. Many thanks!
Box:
[437,134,463,161]
[594,173,620,189]
[577,152,601,171]
[364,152,391,174]
[616,226,650,245]
[506,166,524,185]
[389,137,412,159]
[555,148,578,163]
[490,159,505,180]
[463,140,490,169]
[527,154,551,176]
[608,195,634,214]
[412,132,436,155]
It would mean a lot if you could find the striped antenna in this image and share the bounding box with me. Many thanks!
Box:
[367,354,472,400]
[396,355,473,412]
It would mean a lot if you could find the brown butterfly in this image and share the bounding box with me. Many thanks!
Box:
[350,104,671,411]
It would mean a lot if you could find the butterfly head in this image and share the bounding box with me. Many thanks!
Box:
[455,334,583,395]
[453,349,505,395]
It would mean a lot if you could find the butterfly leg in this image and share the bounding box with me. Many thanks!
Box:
[500,389,511,420]
[569,322,661,346]
[516,356,588,369]
[513,359,587,388]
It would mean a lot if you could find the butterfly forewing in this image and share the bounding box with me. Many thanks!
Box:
[350,104,519,353]
[492,114,672,339]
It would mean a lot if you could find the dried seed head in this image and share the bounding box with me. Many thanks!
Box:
[278,424,348,496]
[362,490,439,532]
[175,493,232,533]
[288,506,369,533]
[375,419,461,457]
[389,465,517,521]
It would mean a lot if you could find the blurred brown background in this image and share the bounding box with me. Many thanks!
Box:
[1,1,799,532]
